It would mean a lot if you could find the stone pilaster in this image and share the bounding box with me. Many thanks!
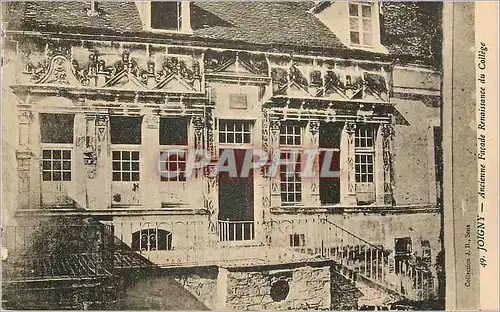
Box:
[17,110,34,209]
[269,118,281,208]
[340,122,357,205]
[381,124,395,205]
[141,114,160,208]
[304,120,320,206]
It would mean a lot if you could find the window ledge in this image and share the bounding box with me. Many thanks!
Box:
[350,43,389,54]
[270,204,441,215]
[147,27,193,36]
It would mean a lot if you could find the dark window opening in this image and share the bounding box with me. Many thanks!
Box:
[319,122,341,204]
[151,1,182,31]
[319,122,341,149]
[159,117,188,145]
[40,113,74,144]
[132,228,172,251]
[289,233,305,247]
[110,116,142,144]
[394,237,412,274]
[270,280,290,302]
[433,126,443,183]
[319,151,340,204]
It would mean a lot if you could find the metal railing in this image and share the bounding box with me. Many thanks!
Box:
[217,220,255,242]
[2,223,114,280]
[3,218,438,301]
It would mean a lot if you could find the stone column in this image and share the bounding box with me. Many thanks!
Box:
[84,114,112,210]
[199,113,219,239]
[269,118,281,208]
[374,124,385,204]
[340,122,357,205]
[304,120,320,206]
[381,124,395,205]
[190,116,205,208]
[71,113,90,208]
[17,110,34,210]
[141,114,160,209]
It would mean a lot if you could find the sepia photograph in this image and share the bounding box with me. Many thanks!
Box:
[0,1,497,310]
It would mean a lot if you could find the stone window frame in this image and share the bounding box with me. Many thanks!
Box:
[218,119,253,145]
[355,126,375,184]
[112,150,140,182]
[348,2,375,47]
[279,123,302,146]
[279,150,302,204]
[159,150,187,182]
[143,1,193,34]
[41,147,73,182]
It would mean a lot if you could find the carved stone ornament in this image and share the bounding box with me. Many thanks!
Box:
[144,115,160,129]
[95,115,109,127]
[18,111,33,124]
[345,122,357,133]
[381,124,395,139]
[309,120,320,135]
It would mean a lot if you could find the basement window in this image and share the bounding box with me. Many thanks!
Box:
[132,228,172,251]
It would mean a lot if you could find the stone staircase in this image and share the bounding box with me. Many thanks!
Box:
[291,219,437,304]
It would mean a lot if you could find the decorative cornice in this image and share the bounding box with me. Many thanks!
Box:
[270,204,441,215]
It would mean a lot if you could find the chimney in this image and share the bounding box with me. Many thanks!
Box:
[87,1,99,16]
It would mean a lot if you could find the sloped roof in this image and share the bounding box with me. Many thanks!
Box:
[4,1,347,51]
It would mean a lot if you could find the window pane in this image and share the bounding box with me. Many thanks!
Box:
[122,172,131,181]
[53,161,61,170]
[113,161,122,171]
[63,150,71,159]
[110,116,142,144]
[53,172,61,181]
[349,4,359,16]
[350,32,360,44]
[112,151,120,160]
[132,172,140,181]
[362,18,372,31]
[42,171,51,181]
[40,113,74,144]
[132,151,140,160]
[363,32,373,46]
[42,161,51,170]
[350,17,359,31]
[151,1,181,30]
[43,150,52,159]
[159,117,188,145]
[63,172,71,181]
[53,150,61,159]
[362,5,372,18]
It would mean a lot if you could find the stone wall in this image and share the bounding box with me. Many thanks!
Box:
[173,268,218,310]
[221,264,331,310]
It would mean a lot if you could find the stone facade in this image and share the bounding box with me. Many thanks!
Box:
[220,264,331,310]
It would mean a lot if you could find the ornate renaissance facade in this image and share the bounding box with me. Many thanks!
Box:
[2,1,443,309]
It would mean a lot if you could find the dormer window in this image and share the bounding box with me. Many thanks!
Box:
[151,1,182,31]
[349,2,374,46]
[145,1,192,33]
